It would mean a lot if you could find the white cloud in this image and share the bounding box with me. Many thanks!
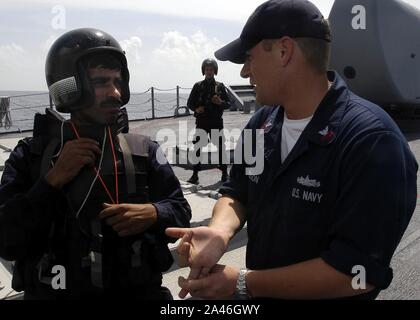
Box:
[121,36,143,65]
[138,30,246,90]
[0,43,24,59]
[0,34,64,91]
[0,44,44,90]
[154,31,219,65]
[120,36,146,91]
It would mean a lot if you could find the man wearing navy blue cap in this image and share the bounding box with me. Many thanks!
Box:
[167,0,418,300]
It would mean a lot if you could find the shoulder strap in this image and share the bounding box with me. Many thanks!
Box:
[120,133,150,157]
[117,133,151,196]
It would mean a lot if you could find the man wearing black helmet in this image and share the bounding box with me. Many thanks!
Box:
[0,28,191,299]
[186,58,231,185]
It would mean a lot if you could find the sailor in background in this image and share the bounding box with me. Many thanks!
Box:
[0,28,191,300]
[186,58,231,185]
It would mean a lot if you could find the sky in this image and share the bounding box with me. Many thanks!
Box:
[0,0,419,92]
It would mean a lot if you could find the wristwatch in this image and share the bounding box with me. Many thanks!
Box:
[235,268,251,299]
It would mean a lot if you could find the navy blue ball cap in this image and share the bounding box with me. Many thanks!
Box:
[215,0,331,64]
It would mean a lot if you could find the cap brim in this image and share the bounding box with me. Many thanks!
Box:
[214,38,252,64]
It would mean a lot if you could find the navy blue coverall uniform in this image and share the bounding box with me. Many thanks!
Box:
[219,71,418,299]
[0,126,191,299]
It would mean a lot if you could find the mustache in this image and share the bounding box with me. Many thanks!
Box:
[101,98,122,108]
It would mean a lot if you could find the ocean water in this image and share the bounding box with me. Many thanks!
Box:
[0,89,191,133]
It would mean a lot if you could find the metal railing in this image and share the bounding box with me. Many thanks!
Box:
[0,86,192,134]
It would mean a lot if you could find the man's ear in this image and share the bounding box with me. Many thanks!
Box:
[277,37,294,67]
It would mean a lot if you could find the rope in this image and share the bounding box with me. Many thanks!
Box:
[10,101,50,112]
[0,88,197,133]
[126,98,152,106]
[9,118,33,123]
[9,92,49,98]
[154,105,177,112]
[129,108,153,114]
[131,88,151,96]
[153,87,176,92]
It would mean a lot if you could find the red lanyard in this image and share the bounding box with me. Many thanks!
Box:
[69,122,119,204]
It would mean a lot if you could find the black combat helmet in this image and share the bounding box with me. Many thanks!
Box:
[45,28,130,113]
[201,58,218,75]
